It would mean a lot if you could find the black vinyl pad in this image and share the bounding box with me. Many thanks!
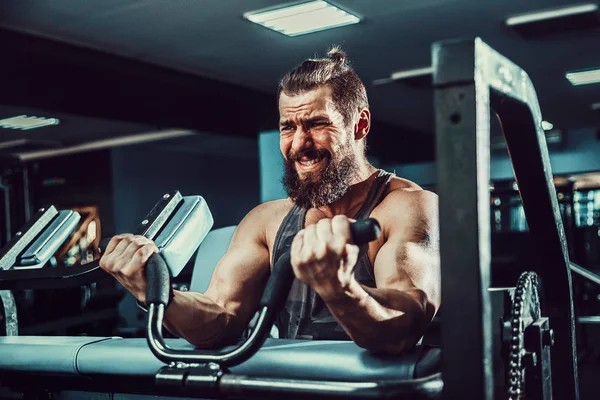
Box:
[0,336,112,374]
[0,337,440,381]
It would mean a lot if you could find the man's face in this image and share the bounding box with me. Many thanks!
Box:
[279,86,360,209]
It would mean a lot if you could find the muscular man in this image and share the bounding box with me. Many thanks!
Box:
[100,47,440,355]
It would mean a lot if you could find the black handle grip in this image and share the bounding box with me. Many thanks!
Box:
[260,252,294,308]
[145,253,172,306]
[260,218,381,308]
[99,238,111,254]
[350,218,381,245]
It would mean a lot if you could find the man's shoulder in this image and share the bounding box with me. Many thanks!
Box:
[242,198,295,230]
[250,198,295,217]
[374,176,438,218]
[235,199,295,245]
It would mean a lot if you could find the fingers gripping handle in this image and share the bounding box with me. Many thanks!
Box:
[260,218,381,308]
[145,253,172,306]
[100,239,171,306]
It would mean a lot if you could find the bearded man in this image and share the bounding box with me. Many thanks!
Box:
[100,47,441,355]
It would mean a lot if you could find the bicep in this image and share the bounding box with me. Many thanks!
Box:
[373,238,440,309]
[373,191,441,309]
[204,223,271,326]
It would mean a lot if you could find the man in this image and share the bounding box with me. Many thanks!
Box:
[100,47,440,355]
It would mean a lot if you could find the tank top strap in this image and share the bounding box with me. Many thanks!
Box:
[271,203,307,266]
[354,169,395,220]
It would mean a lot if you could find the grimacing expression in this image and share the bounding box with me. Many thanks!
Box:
[278,86,360,209]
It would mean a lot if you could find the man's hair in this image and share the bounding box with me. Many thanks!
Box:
[277,46,369,127]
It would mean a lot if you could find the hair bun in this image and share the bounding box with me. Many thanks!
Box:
[327,46,346,65]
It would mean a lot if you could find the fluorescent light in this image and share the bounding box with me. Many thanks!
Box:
[542,120,554,130]
[0,115,59,130]
[244,1,360,37]
[13,129,195,162]
[591,102,600,110]
[506,3,598,26]
[566,68,600,86]
[390,66,433,81]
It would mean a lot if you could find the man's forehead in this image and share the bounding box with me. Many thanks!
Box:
[279,87,335,114]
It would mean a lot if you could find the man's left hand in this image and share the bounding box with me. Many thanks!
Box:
[290,215,361,302]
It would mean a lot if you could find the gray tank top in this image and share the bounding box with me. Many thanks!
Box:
[272,169,394,340]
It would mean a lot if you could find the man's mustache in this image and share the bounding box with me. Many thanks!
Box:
[287,148,331,163]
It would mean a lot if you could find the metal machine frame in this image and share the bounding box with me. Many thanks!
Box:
[434,38,579,399]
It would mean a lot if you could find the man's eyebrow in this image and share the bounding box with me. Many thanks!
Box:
[279,115,331,127]
[279,115,329,126]
[306,115,330,123]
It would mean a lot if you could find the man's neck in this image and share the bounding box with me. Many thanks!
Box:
[315,162,379,218]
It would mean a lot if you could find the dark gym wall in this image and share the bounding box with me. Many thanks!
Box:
[111,142,259,233]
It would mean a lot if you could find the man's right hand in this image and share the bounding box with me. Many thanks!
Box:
[99,234,159,304]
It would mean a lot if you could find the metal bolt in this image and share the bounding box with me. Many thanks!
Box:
[39,208,45,212]
[163,194,170,199]
[208,363,220,371]
[15,232,21,236]
[141,219,149,225]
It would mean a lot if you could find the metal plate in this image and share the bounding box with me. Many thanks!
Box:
[17,210,81,268]
[154,196,214,277]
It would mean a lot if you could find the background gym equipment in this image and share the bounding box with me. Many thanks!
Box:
[0,206,81,335]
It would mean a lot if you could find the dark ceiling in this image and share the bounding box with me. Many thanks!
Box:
[0,0,599,164]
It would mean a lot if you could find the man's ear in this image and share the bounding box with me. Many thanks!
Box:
[354,109,371,141]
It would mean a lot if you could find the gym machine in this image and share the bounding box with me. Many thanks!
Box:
[0,38,588,399]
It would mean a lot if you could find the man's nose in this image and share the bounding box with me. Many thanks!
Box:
[291,127,314,154]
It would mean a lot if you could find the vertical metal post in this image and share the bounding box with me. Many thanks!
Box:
[434,40,494,400]
[0,182,11,245]
[493,97,579,400]
[22,166,31,221]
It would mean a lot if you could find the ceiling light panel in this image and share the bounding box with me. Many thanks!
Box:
[566,68,600,86]
[0,115,59,130]
[506,3,598,26]
[244,1,361,37]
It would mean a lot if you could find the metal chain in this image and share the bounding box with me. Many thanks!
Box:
[507,271,540,400]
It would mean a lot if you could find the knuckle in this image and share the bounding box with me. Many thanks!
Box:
[135,246,150,258]
[99,257,110,271]
[132,236,147,245]
[317,218,330,227]
[120,269,133,279]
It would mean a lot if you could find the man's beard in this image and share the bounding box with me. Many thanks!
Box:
[282,147,360,209]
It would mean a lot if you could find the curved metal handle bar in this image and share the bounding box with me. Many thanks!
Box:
[145,219,381,367]
[147,304,273,366]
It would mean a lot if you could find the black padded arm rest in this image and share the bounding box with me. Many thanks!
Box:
[76,338,439,382]
[0,337,441,383]
[0,336,113,374]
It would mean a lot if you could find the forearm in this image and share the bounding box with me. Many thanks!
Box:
[319,278,430,354]
[162,290,241,348]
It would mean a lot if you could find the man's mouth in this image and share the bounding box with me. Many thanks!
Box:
[296,155,326,171]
